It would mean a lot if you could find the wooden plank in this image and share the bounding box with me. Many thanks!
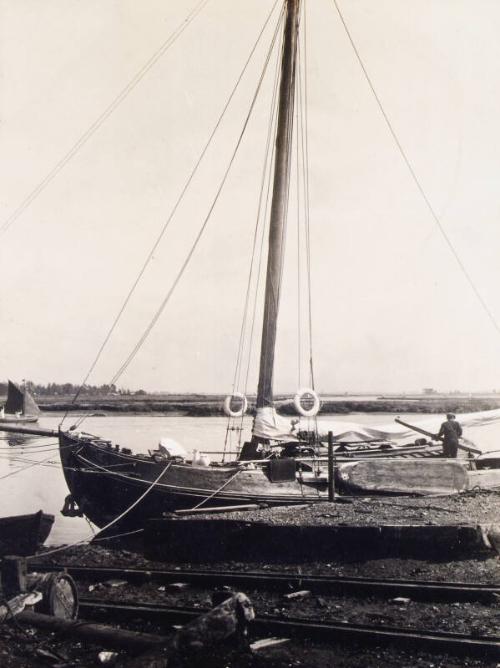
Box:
[174,504,261,516]
[17,610,169,652]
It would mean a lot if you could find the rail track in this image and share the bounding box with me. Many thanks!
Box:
[30,563,500,603]
[78,597,500,658]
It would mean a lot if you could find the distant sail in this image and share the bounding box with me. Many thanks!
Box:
[4,380,40,417]
[23,387,40,417]
[4,380,24,414]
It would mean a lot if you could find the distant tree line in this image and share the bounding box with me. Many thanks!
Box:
[0,382,146,397]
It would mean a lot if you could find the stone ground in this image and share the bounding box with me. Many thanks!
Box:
[1,491,499,666]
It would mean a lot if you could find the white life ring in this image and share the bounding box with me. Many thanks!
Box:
[293,387,320,417]
[223,392,248,418]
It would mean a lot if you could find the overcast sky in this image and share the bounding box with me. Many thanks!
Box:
[1,0,500,395]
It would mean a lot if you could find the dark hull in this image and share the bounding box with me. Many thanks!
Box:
[0,511,54,556]
[58,432,444,531]
[59,433,328,529]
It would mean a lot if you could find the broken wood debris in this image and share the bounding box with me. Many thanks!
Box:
[283,590,311,600]
[124,592,254,667]
[250,637,290,651]
[0,591,42,623]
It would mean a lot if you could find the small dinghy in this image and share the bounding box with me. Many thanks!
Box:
[0,511,54,556]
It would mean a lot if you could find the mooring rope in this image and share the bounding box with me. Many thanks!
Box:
[26,461,173,560]
[0,445,75,481]
[189,468,242,511]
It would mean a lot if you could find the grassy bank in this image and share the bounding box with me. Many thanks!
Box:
[30,394,500,417]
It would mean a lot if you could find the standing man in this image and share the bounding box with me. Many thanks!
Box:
[437,413,462,458]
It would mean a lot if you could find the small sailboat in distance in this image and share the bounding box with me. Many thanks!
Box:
[0,380,40,424]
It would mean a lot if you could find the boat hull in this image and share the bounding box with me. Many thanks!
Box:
[0,511,54,556]
[58,432,460,531]
[0,415,39,424]
[59,433,329,530]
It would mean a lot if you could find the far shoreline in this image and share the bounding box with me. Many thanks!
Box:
[34,395,500,418]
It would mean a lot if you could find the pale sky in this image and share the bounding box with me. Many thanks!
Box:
[2,0,500,395]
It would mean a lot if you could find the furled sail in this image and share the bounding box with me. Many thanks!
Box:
[253,407,299,442]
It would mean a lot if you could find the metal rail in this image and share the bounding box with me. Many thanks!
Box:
[79,598,500,658]
[30,564,500,603]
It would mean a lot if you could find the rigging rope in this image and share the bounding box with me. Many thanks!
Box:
[257,3,300,408]
[106,6,287,390]
[229,2,285,401]
[63,0,283,429]
[0,0,210,236]
[224,5,285,458]
[26,460,173,561]
[297,5,319,441]
[0,445,74,481]
[332,0,500,340]
[242,66,281,403]
[189,468,241,510]
[295,57,303,389]
[301,4,316,394]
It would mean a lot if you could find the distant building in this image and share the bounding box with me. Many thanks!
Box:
[422,388,437,395]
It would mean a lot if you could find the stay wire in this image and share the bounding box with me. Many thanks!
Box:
[0,445,75,481]
[61,0,282,429]
[0,0,210,236]
[301,6,319,439]
[230,3,285,396]
[224,6,285,455]
[26,461,173,560]
[260,7,300,407]
[108,6,287,388]
[239,33,283,442]
[332,0,500,340]
[301,3,316,394]
[295,63,303,389]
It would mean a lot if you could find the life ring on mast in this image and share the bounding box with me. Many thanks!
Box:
[223,392,248,418]
[294,387,320,417]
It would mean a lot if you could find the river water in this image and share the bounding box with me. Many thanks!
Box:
[1,413,498,545]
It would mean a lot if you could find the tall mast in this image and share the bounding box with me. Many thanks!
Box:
[256,0,301,410]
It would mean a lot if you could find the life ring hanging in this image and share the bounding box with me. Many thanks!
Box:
[294,387,320,417]
[223,392,248,418]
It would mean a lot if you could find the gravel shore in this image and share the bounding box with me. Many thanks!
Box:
[2,492,499,666]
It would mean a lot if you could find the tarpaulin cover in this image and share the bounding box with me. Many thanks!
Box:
[252,406,500,444]
[306,408,500,441]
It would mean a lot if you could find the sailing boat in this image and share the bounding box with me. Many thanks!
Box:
[2,0,500,530]
[0,380,40,424]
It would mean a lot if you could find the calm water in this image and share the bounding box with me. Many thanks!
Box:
[1,413,499,545]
